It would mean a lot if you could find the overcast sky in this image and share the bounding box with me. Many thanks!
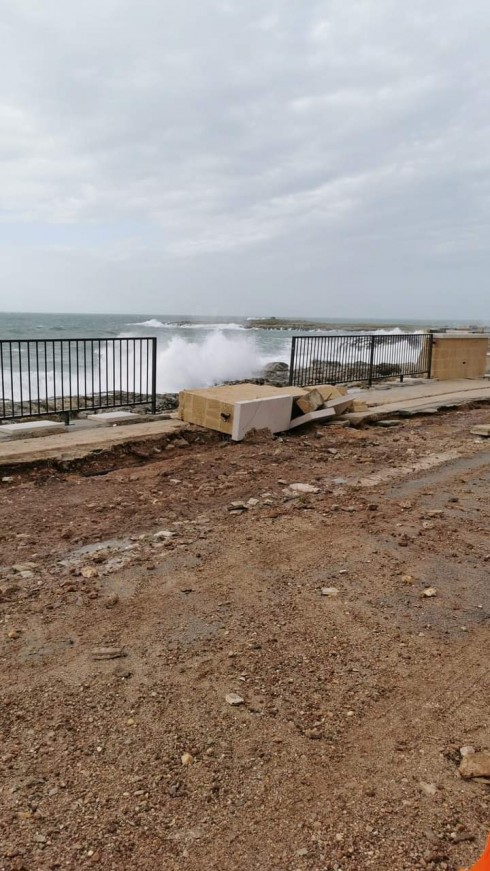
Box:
[1,0,489,319]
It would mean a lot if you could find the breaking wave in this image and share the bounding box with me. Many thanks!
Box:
[154,332,288,392]
[128,319,246,331]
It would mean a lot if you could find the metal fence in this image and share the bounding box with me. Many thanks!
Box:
[0,337,157,421]
[289,333,433,387]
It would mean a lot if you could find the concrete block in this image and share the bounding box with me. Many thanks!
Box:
[295,389,324,415]
[308,384,346,401]
[350,399,369,412]
[325,396,354,416]
[232,395,294,441]
[178,384,307,436]
[288,407,336,430]
[86,411,144,426]
[0,420,67,440]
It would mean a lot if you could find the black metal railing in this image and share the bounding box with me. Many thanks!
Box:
[0,337,158,421]
[289,333,433,387]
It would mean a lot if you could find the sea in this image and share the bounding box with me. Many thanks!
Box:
[0,311,488,397]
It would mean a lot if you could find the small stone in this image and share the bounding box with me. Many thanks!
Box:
[296,848,309,856]
[247,498,260,507]
[104,593,119,608]
[181,752,194,766]
[12,562,37,573]
[153,530,174,540]
[305,728,322,740]
[288,483,320,494]
[228,502,248,511]
[459,750,490,779]
[420,781,438,796]
[470,424,490,437]
[225,693,244,706]
[7,628,22,639]
[321,587,339,597]
[81,566,98,579]
[401,574,413,584]
[422,587,437,597]
[2,476,14,483]
[91,646,126,660]
[460,745,476,758]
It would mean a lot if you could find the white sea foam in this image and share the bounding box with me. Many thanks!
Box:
[128,319,246,331]
[154,332,288,392]
[128,318,166,328]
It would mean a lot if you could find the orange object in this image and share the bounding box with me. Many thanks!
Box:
[461,835,490,871]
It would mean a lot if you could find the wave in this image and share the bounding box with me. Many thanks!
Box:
[128,318,167,328]
[154,332,289,392]
[128,319,246,331]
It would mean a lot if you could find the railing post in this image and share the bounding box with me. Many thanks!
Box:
[368,335,376,387]
[427,332,434,379]
[288,337,297,386]
[150,337,157,414]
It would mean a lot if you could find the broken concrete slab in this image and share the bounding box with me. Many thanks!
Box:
[325,396,354,416]
[0,419,186,467]
[344,379,490,425]
[295,389,324,415]
[350,399,369,413]
[288,407,336,429]
[231,395,294,441]
[0,420,67,440]
[311,384,347,401]
[86,410,144,425]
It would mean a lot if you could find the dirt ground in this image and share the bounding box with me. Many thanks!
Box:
[0,408,489,871]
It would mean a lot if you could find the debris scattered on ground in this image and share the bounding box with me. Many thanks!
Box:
[0,405,489,870]
[459,750,490,779]
[91,646,127,660]
[225,693,245,706]
[470,424,490,437]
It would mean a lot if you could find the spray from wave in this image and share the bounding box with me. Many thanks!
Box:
[154,332,286,392]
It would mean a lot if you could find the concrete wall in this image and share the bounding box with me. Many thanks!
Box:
[431,335,489,380]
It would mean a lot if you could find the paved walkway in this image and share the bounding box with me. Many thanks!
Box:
[346,378,490,423]
[1,379,489,466]
[0,418,186,466]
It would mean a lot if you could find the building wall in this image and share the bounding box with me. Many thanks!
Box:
[431,336,489,380]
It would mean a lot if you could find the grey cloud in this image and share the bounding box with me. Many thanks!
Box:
[0,0,489,316]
